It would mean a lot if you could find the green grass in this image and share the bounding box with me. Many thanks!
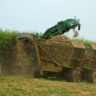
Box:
[0,76,96,96]
[0,29,19,62]
[72,38,96,45]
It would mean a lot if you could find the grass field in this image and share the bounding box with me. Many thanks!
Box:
[0,76,96,96]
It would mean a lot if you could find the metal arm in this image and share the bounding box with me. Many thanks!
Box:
[42,19,81,39]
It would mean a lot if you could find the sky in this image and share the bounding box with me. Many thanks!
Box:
[0,0,96,41]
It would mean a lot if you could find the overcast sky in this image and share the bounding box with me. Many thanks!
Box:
[0,0,96,41]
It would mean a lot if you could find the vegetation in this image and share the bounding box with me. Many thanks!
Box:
[0,76,96,96]
[72,38,96,45]
[0,29,19,62]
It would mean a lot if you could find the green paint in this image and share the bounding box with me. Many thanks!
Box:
[42,19,80,39]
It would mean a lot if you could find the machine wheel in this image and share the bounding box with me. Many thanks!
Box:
[68,69,77,82]
[42,72,48,79]
[76,70,81,82]
[34,69,40,78]
[43,75,48,79]
[88,71,96,83]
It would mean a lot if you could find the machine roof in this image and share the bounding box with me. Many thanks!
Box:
[15,33,33,41]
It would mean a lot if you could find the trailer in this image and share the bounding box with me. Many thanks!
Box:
[81,44,96,83]
[15,34,96,83]
[35,39,86,82]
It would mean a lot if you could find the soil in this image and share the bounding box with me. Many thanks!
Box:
[46,35,70,45]
[12,38,38,77]
[72,29,79,37]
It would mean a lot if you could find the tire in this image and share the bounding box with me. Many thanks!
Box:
[68,69,77,82]
[34,69,40,78]
[43,75,48,79]
[76,70,81,82]
[88,71,96,83]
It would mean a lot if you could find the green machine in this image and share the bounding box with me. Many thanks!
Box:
[42,19,81,39]
[15,18,96,83]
